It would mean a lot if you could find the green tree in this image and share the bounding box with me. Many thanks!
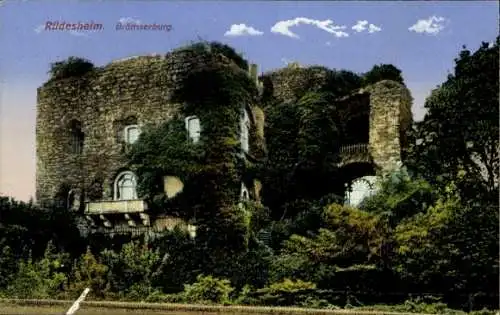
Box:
[393,182,499,303]
[408,38,499,201]
[0,246,16,289]
[101,241,162,299]
[360,169,436,227]
[68,247,109,299]
[270,204,386,291]
[0,197,84,259]
[5,242,69,299]
[362,64,405,86]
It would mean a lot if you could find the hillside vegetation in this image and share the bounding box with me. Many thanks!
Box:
[0,39,498,314]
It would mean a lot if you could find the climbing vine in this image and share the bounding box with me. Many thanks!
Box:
[258,64,403,218]
[128,42,258,258]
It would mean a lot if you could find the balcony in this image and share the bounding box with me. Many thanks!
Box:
[85,199,147,215]
[338,143,371,166]
[340,143,369,155]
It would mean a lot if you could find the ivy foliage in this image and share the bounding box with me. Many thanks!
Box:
[2,39,497,311]
[259,91,342,216]
[129,42,258,256]
[259,63,401,218]
[48,56,95,81]
[362,64,405,86]
[173,40,248,71]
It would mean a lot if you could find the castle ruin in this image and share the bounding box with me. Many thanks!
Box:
[36,49,412,235]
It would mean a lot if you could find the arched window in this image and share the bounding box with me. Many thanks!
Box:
[185,116,201,143]
[240,182,250,201]
[344,176,377,207]
[69,120,84,154]
[241,110,250,153]
[238,182,250,210]
[124,125,140,144]
[114,171,138,200]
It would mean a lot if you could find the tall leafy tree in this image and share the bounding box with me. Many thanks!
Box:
[408,38,499,201]
[403,38,499,309]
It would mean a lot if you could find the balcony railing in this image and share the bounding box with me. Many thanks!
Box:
[85,199,147,215]
[340,143,369,155]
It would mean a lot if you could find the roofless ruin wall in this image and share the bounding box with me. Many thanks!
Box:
[36,51,240,207]
[263,66,413,176]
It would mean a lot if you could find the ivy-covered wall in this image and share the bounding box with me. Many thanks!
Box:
[262,65,413,176]
[36,46,412,229]
[36,47,262,209]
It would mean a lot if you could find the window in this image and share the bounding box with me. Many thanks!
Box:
[185,116,201,143]
[239,182,250,210]
[124,125,140,144]
[69,120,84,154]
[67,189,75,209]
[241,110,250,153]
[240,182,249,201]
[114,171,138,200]
[344,176,377,207]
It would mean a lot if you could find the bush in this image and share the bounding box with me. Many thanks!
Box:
[4,242,69,299]
[355,297,468,314]
[183,274,234,304]
[49,56,95,80]
[254,279,317,306]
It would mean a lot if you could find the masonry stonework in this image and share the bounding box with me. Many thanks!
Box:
[37,54,412,214]
[36,50,247,208]
[366,80,413,174]
[263,66,413,180]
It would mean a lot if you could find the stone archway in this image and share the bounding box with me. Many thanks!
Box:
[339,162,378,207]
[344,176,378,207]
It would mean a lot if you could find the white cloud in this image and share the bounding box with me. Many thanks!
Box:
[408,16,447,35]
[271,17,348,39]
[368,24,381,33]
[118,17,141,25]
[351,20,381,33]
[224,23,263,37]
[352,20,368,32]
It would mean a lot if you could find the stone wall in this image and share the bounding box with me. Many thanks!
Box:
[261,64,331,103]
[262,65,413,178]
[36,50,257,207]
[366,80,413,174]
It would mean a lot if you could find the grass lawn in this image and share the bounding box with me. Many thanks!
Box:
[0,305,181,314]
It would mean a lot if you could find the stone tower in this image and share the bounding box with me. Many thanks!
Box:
[36,49,265,235]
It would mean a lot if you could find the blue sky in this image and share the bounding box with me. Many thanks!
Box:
[0,1,498,201]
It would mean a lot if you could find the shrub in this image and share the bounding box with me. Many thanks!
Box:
[49,56,95,80]
[183,274,234,304]
[4,242,69,299]
[254,279,317,306]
